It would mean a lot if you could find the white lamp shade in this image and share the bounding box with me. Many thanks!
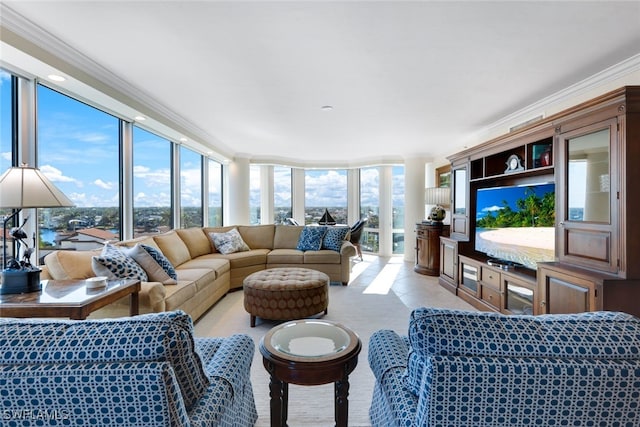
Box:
[0,165,74,209]
[424,187,451,206]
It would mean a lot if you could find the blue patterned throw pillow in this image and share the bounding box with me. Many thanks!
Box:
[91,243,148,281]
[209,227,250,254]
[296,226,327,251]
[322,226,350,252]
[141,244,178,280]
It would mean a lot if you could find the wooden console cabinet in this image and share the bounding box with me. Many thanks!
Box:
[415,222,449,276]
[455,255,537,314]
[441,86,640,317]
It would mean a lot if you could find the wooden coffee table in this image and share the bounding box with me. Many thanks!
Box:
[259,319,361,427]
[0,278,140,320]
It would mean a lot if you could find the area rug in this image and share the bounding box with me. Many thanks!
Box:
[194,281,413,427]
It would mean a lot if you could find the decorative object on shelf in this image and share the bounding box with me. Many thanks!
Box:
[318,208,336,225]
[0,164,74,294]
[424,187,450,223]
[540,146,552,167]
[504,154,524,173]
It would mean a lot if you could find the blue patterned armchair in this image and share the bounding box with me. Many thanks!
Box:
[369,308,640,426]
[0,311,257,426]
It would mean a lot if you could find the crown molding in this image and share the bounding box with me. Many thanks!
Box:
[0,3,235,161]
[470,53,640,144]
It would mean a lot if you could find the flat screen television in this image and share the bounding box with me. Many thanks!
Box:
[475,182,555,270]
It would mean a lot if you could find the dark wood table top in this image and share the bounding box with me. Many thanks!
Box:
[0,279,140,320]
[260,319,361,385]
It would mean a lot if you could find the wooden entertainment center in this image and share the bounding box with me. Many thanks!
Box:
[439,86,640,317]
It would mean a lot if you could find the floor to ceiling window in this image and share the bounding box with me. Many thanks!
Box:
[360,167,379,253]
[274,166,292,224]
[208,159,223,226]
[132,126,173,237]
[1,70,16,266]
[0,70,13,175]
[179,146,203,228]
[37,84,121,254]
[250,164,261,225]
[304,169,347,225]
[392,165,405,254]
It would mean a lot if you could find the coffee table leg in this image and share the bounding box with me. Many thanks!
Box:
[130,291,139,316]
[269,375,288,427]
[334,376,350,427]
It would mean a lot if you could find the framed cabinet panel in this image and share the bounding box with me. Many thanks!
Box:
[438,237,458,293]
[556,118,619,274]
[537,263,602,314]
[458,256,480,298]
[450,164,469,240]
[502,273,536,315]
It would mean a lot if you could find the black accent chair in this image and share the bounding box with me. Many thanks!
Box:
[349,219,368,261]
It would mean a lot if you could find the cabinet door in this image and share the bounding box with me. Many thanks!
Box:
[450,165,469,239]
[439,237,457,290]
[415,224,443,276]
[557,118,618,273]
[458,257,480,297]
[502,274,535,315]
[538,266,602,314]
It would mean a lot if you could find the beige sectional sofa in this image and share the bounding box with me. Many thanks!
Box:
[41,224,356,321]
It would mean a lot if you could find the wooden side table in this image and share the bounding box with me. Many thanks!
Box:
[259,319,361,427]
[415,222,450,276]
[0,279,140,319]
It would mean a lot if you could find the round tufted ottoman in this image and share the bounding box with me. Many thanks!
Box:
[243,267,329,327]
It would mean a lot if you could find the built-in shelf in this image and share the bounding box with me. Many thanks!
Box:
[441,86,640,317]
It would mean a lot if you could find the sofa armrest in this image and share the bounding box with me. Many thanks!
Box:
[339,240,357,258]
[39,265,52,279]
[195,334,255,398]
[368,329,409,381]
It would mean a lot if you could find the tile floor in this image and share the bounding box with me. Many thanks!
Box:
[345,254,476,311]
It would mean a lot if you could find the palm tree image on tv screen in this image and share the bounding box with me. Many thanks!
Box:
[475,183,555,269]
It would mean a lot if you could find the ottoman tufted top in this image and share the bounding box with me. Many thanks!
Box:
[244,267,329,291]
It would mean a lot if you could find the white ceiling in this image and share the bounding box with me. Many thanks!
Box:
[1,1,640,167]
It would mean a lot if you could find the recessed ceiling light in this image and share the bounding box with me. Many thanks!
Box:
[134,115,146,121]
[180,137,188,142]
[47,74,66,82]
[321,105,334,111]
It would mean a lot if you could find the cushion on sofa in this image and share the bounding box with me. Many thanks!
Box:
[204,226,234,253]
[322,226,350,252]
[238,224,276,249]
[0,311,210,411]
[273,225,303,249]
[405,308,640,395]
[176,228,212,258]
[267,248,304,264]
[296,226,327,251]
[210,228,250,254]
[91,243,148,281]
[175,268,218,292]
[177,256,231,277]
[163,281,198,311]
[141,244,178,280]
[43,249,101,280]
[153,231,192,267]
[124,244,177,285]
[214,249,270,269]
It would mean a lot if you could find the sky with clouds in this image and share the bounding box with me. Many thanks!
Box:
[2,78,404,211]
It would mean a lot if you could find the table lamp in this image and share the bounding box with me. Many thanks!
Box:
[0,164,74,294]
[424,187,451,223]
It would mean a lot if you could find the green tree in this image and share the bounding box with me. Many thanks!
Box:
[477,188,554,228]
